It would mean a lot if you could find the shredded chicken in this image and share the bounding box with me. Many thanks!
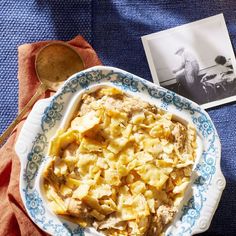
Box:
[148,205,177,236]
[79,91,159,117]
[172,122,187,151]
[65,198,89,218]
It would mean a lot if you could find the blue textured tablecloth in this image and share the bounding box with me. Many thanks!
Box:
[1,1,236,235]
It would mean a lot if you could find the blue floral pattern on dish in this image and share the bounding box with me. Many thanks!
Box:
[19,67,223,236]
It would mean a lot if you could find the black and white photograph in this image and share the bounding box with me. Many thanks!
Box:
[142,14,236,109]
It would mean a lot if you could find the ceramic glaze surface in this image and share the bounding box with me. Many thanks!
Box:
[15,66,226,236]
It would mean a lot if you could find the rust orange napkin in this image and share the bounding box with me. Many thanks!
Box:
[0,35,102,236]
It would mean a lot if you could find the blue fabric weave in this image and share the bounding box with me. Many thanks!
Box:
[0,0,92,133]
[1,0,236,235]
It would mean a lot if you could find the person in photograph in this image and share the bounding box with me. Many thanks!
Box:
[215,55,236,96]
[215,55,233,69]
[201,55,236,100]
[172,47,200,100]
[215,55,234,77]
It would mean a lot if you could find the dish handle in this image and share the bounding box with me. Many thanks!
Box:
[192,172,226,235]
[15,97,52,164]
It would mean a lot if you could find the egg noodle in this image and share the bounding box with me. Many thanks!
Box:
[43,87,197,236]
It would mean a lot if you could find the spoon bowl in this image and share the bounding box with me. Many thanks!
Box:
[35,42,84,91]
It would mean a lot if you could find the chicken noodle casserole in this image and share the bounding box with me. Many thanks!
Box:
[43,87,197,236]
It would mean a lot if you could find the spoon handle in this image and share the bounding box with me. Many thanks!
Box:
[0,83,48,146]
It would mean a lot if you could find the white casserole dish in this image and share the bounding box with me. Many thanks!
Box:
[15,66,226,236]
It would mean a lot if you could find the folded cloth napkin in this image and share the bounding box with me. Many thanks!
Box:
[0,35,102,236]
